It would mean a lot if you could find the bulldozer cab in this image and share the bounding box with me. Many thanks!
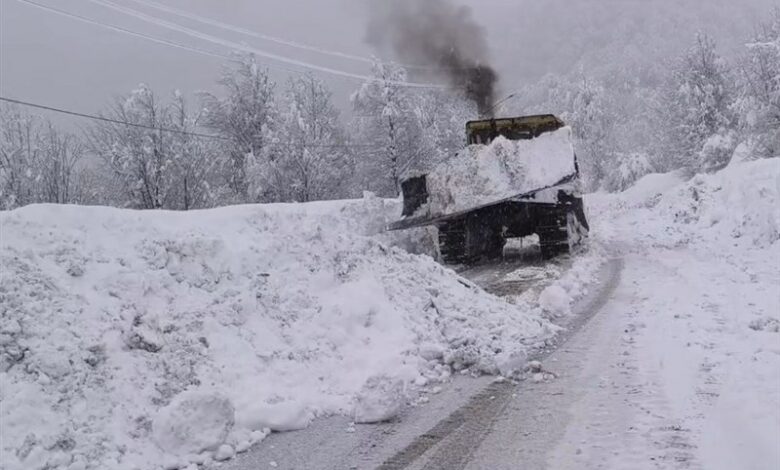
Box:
[466,114,565,145]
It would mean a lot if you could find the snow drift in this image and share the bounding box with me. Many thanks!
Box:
[660,158,780,247]
[591,157,780,249]
[0,196,557,470]
[425,127,578,217]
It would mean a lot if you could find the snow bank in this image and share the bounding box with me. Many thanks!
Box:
[591,158,780,250]
[620,171,685,207]
[659,158,780,247]
[425,127,577,217]
[0,196,556,470]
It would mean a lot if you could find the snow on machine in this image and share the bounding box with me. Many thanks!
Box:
[388,114,589,264]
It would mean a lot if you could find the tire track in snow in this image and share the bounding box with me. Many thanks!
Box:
[544,250,733,470]
[376,258,624,470]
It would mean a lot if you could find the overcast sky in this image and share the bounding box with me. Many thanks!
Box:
[1,0,776,128]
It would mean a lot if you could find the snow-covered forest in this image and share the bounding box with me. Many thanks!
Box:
[2,8,779,210]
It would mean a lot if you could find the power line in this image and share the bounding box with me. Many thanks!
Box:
[15,0,443,88]
[0,96,230,140]
[126,0,460,72]
[85,0,443,89]
[15,0,235,63]
[14,0,327,79]
[0,96,394,150]
[16,0,382,92]
[128,0,371,65]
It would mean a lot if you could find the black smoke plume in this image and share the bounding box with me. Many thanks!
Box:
[366,0,499,117]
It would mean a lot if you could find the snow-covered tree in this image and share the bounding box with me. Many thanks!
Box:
[734,9,780,159]
[351,61,429,197]
[166,91,223,209]
[90,86,219,210]
[661,34,736,173]
[605,152,654,192]
[566,75,617,189]
[415,90,474,169]
[0,105,86,209]
[37,122,85,205]
[90,85,170,209]
[201,54,276,202]
[0,106,41,208]
[261,75,352,202]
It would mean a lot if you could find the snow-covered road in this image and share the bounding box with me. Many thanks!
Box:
[460,247,779,470]
[225,244,779,470]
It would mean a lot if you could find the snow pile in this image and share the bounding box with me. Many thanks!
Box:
[592,158,780,249]
[425,127,577,216]
[620,171,685,207]
[538,285,571,317]
[0,197,556,470]
[152,392,235,457]
[352,375,406,424]
[502,244,607,320]
[534,248,607,318]
[658,158,780,247]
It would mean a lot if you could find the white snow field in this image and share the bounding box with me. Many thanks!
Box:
[424,126,577,217]
[2,157,778,470]
[0,195,573,470]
